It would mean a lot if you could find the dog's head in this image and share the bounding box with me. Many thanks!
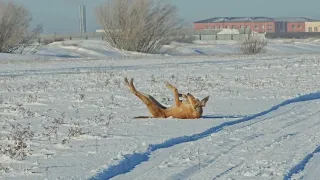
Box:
[185,93,209,113]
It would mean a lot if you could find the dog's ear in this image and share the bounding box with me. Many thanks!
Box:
[200,96,209,107]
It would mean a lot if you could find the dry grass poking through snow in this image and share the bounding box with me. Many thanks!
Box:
[0,71,128,178]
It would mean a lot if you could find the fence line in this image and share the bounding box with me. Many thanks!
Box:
[40,31,320,42]
[39,32,264,42]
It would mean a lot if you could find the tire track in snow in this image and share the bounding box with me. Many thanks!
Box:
[281,110,320,129]
[178,133,298,180]
[168,134,263,180]
[238,101,312,129]
[212,162,243,180]
[284,145,320,180]
[184,108,320,180]
[90,92,320,180]
[169,103,315,180]
[188,105,320,180]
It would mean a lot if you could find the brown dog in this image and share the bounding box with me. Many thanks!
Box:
[124,77,209,119]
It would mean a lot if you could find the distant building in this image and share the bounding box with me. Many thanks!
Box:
[194,17,275,33]
[273,17,312,33]
[194,16,319,33]
[79,5,86,33]
[305,21,320,32]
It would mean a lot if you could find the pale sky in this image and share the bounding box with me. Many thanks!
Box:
[6,0,320,33]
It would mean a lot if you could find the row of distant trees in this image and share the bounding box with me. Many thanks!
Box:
[0,0,267,55]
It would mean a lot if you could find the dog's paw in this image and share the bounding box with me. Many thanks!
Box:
[130,78,134,86]
[165,81,174,89]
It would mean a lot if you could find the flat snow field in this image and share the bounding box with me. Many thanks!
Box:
[0,40,319,180]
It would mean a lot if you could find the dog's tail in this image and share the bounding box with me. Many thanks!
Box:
[134,116,153,119]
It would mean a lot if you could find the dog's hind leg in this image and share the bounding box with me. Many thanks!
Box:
[124,78,165,118]
[124,78,152,105]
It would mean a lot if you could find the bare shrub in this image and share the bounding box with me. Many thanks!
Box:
[169,30,196,44]
[53,37,64,42]
[61,42,79,47]
[42,39,53,45]
[0,163,10,173]
[53,117,65,125]
[0,123,34,160]
[96,0,183,53]
[26,94,38,103]
[0,2,43,53]
[238,34,268,55]
[77,94,85,101]
[172,35,196,44]
[42,124,59,142]
[67,124,85,138]
[42,37,64,45]
[61,123,85,144]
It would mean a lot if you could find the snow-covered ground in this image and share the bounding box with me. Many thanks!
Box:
[0,39,319,180]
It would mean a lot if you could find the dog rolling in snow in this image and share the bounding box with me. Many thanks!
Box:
[124,77,209,119]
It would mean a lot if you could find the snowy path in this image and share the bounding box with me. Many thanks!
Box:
[92,92,320,180]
